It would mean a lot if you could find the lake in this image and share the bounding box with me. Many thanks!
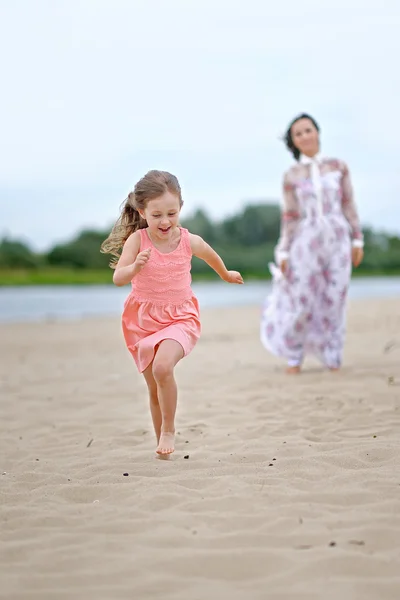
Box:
[0,277,399,323]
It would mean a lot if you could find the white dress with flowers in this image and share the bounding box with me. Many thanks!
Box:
[260,154,364,368]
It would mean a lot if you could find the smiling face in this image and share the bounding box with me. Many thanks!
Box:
[290,117,320,158]
[139,190,181,241]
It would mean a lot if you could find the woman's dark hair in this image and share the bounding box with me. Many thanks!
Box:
[283,113,320,161]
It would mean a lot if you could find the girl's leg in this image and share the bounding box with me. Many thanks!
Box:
[142,363,162,443]
[152,339,184,455]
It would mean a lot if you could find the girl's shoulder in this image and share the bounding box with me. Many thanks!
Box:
[124,229,141,243]
[123,229,144,251]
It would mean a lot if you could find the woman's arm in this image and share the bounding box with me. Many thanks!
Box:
[340,161,364,247]
[275,170,301,267]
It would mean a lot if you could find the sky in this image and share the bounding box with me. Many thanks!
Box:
[1,0,399,251]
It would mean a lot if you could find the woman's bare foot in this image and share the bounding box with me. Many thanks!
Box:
[286,365,301,374]
[329,367,340,372]
[156,432,175,455]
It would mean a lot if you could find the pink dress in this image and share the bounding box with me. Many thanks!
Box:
[122,227,201,373]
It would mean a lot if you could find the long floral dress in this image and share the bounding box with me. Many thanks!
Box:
[260,154,364,368]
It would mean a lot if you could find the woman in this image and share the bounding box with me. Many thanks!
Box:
[261,113,364,373]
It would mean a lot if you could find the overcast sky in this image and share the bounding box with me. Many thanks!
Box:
[1,0,399,250]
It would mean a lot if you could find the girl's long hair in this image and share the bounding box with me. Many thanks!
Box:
[100,170,183,268]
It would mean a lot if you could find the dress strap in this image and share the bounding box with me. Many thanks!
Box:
[179,227,192,257]
[139,227,151,251]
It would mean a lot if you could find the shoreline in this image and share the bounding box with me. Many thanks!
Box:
[1,279,400,325]
[1,269,400,287]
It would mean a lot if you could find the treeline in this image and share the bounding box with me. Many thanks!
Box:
[1,203,400,281]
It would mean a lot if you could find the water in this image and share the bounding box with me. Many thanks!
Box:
[0,278,399,323]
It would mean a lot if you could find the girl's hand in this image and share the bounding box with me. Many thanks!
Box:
[225,270,244,284]
[134,248,151,271]
[352,246,363,268]
[280,259,288,274]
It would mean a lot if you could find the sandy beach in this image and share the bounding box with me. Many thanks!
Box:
[1,298,400,600]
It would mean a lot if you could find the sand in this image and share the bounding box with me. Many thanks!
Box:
[1,298,400,600]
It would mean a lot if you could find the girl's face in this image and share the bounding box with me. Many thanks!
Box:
[291,118,319,158]
[140,191,181,241]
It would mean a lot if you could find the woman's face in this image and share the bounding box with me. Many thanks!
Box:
[291,118,319,157]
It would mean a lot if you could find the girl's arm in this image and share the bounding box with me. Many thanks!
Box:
[340,161,364,247]
[190,234,243,284]
[113,231,149,286]
[275,170,301,266]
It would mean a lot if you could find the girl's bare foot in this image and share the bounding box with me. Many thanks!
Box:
[329,367,340,372]
[156,432,175,455]
[286,365,301,374]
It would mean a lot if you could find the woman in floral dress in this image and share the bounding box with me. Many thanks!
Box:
[260,113,364,373]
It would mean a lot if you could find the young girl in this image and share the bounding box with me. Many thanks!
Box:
[101,170,243,456]
[261,113,364,373]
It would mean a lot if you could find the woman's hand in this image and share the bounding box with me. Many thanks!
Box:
[352,246,363,268]
[280,259,288,275]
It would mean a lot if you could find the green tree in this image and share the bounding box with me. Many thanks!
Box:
[182,209,216,243]
[47,229,110,269]
[220,203,281,246]
[0,238,39,268]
